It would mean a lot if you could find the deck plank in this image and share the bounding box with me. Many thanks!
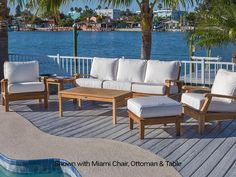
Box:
[191,129,236,177]
[6,97,236,177]
[208,143,236,177]
[179,121,236,176]
[224,160,236,177]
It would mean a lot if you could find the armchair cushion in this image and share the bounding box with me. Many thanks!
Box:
[90,57,118,80]
[132,83,178,94]
[4,61,39,84]
[117,59,146,82]
[76,78,103,88]
[145,61,180,84]
[103,80,132,91]
[211,69,236,103]
[182,93,236,112]
[8,82,45,94]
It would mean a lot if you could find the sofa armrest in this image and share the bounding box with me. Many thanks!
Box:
[39,76,48,81]
[74,74,91,79]
[1,79,8,94]
[39,77,48,92]
[182,86,211,93]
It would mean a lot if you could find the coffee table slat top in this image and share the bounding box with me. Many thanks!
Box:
[59,87,131,98]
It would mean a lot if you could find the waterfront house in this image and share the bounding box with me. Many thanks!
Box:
[95,9,121,20]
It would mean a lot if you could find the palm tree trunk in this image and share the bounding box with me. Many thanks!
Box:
[0,0,8,80]
[206,47,211,57]
[140,0,153,60]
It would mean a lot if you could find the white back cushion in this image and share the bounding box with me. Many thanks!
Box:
[211,69,236,103]
[145,61,180,83]
[90,57,118,80]
[117,59,146,82]
[4,61,39,84]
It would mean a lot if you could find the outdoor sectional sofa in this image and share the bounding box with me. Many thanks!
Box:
[75,57,182,98]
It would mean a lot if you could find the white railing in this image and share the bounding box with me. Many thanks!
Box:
[8,53,236,86]
[47,54,93,76]
[180,60,236,85]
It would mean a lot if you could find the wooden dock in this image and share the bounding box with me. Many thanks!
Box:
[8,97,236,177]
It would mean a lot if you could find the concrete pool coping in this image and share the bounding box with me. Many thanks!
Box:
[0,106,181,177]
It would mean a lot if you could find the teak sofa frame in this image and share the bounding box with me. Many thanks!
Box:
[1,77,48,112]
[182,86,236,134]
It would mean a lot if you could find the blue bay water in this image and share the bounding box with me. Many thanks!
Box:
[9,31,235,61]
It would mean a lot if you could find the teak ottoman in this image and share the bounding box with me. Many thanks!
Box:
[127,96,183,139]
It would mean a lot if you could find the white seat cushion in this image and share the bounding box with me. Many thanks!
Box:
[211,69,236,103]
[8,82,45,94]
[4,61,39,84]
[117,59,146,82]
[182,93,236,112]
[90,57,118,80]
[103,80,132,91]
[76,78,103,88]
[132,83,178,94]
[145,61,180,84]
[128,96,182,118]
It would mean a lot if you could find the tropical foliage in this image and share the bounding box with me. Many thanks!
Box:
[188,0,236,56]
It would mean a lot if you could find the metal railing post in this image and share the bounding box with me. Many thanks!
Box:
[201,58,205,85]
[57,54,60,64]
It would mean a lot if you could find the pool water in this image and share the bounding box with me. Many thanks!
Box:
[0,166,70,177]
[0,154,81,177]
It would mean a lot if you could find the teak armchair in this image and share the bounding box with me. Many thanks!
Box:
[1,61,48,112]
[182,69,236,134]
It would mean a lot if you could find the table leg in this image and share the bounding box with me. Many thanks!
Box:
[77,99,82,109]
[1,95,5,106]
[46,83,50,99]
[139,122,145,139]
[58,82,64,92]
[112,99,117,124]
[175,118,181,136]
[4,97,9,112]
[59,95,63,117]
[129,117,134,130]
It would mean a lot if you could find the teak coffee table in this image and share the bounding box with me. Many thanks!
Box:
[59,87,132,124]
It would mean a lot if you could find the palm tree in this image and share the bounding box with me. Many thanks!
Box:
[100,0,196,59]
[97,5,102,10]
[189,0,236,56]
[85,5,89,10]
[0,0,8,80]
[158,3,162,10]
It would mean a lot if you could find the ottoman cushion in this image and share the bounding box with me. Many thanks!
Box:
[127,96,182,118]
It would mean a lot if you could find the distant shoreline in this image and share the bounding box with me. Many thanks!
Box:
[9,28,187,33]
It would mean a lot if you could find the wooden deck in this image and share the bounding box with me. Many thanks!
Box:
[7,96,236,177]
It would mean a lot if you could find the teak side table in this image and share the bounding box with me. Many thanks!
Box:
[46,77,75,97]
